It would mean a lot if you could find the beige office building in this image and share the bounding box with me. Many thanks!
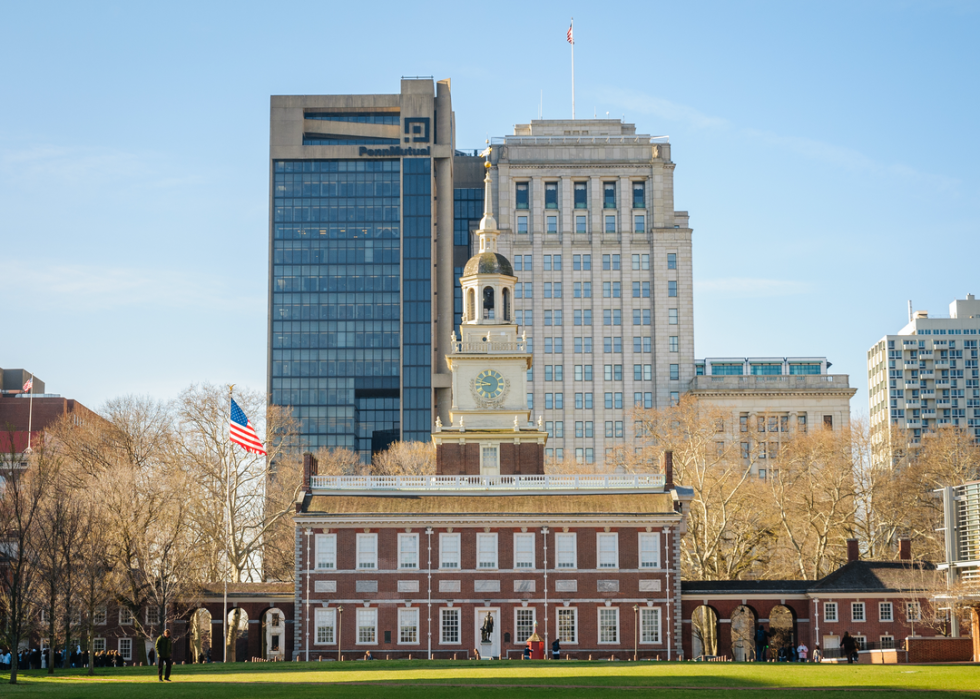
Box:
[690,357,856,475]
[484,119,694,466]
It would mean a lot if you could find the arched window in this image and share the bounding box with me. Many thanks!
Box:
[483,286,495,320]
[502,288,511,321]
[466,288,475,321]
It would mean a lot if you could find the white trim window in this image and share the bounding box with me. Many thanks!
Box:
[398,533,419,570]
[119,608,134,626]
[118,637,132,660]
[851,602,866,622]
[356,533,377,570]
[93,638,106,653]
[480,444,499,475]
[515,608,536,644]
[146,606,160,627]
[477,533,498,569]
[853,635,867,650]
[598,607,620,644]
[879,601,893,622]
[440,608,460,644]
[398,608,419,644]
[906,601,921,622]
[356,608,377,644]
[640,607,661,644]
[557,607,578,644]
[513,533,535,569]
[597,533,619,569]
[315,534,337,570]
[823,602,838,623]
[555,532,577,569]
[638,532,660,569]
[93,606,107,626]
[440,533,461,569]
[314,608,336,644]
[880,635,895,649]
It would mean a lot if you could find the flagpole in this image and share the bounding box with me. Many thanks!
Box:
[570,17,575,120]
[26,373,34,454]
[224,384,233,662]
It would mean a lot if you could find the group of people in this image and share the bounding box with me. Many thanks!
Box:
[753,627,825,663]
[0,647,128,670]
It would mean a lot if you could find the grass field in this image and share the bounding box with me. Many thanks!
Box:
[2,660,977,698]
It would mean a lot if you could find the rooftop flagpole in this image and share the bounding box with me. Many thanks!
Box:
[25,373,35,454]
[568,18,575,119]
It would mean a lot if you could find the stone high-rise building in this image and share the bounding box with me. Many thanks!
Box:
[488,120,694,468]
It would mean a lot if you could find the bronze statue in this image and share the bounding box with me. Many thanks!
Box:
[480,612,494,644]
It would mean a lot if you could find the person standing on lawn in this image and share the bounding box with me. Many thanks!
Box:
[841,632,857,664]
[155,629,174,681]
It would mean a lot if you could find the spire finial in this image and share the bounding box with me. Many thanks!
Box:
[477,141,498,244]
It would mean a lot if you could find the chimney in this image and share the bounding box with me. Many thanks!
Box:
[662,450,674,490]
[303,452,318,488]
[899,537,912,561]
[846,538,860,563]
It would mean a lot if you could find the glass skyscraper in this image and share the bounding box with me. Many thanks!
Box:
[269,80,456,462]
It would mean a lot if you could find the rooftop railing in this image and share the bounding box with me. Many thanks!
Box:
[309,473,665,493]
[690,375,851,390]
[494,135,669,146]
[451,339,527,354]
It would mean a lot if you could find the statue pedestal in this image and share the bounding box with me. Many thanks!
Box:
[480,642,493,660]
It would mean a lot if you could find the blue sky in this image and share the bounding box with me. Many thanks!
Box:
[2,1,978,419]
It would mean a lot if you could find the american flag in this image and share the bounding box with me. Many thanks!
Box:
[566,22,573,44]
[230,398,267,455]
[23,378,33,393]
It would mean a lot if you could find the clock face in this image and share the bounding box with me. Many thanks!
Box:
[476,369,504,399]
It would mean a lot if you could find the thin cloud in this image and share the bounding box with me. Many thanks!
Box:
[696,277,811,298]
[600,88,957,190]
[598,87,730,130]
[1,261,262,313]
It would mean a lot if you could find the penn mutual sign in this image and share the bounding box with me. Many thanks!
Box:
[359,146,431,157]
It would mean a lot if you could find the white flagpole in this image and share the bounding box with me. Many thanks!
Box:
[224,384,234,662]
[26,373,34,454]
[570,18,575,120]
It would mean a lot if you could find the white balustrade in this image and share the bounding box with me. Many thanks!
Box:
[309,473,665,492]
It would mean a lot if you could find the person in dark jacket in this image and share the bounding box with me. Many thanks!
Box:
[155,629,174,681]
[754,626,768,662]
[551,638,561,660]
[841,632,858,664]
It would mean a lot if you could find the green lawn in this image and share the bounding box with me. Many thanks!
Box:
[2,660,977,698]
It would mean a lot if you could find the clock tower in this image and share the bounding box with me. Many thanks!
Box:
[432,149,547,476]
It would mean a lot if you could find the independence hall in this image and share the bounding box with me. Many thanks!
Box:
[292,159,694,660]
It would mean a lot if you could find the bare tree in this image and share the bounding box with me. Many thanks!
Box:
[0,435,56,684]
[172,384,303,585]
[632,397,777,580]
[765,426,859,579]
[371,441,435,476]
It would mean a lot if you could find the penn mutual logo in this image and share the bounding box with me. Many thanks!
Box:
[359,145,431,157]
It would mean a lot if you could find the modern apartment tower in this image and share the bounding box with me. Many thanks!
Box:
[868,294,980,461]
[489,120,694,466]
[268,79,457,460]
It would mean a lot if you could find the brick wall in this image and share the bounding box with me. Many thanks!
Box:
[905,636,974,663]
[298,523,679,659]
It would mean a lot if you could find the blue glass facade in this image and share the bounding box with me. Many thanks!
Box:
[271,159,402,459]
[401,158,432,443]
[453,188,483,332]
